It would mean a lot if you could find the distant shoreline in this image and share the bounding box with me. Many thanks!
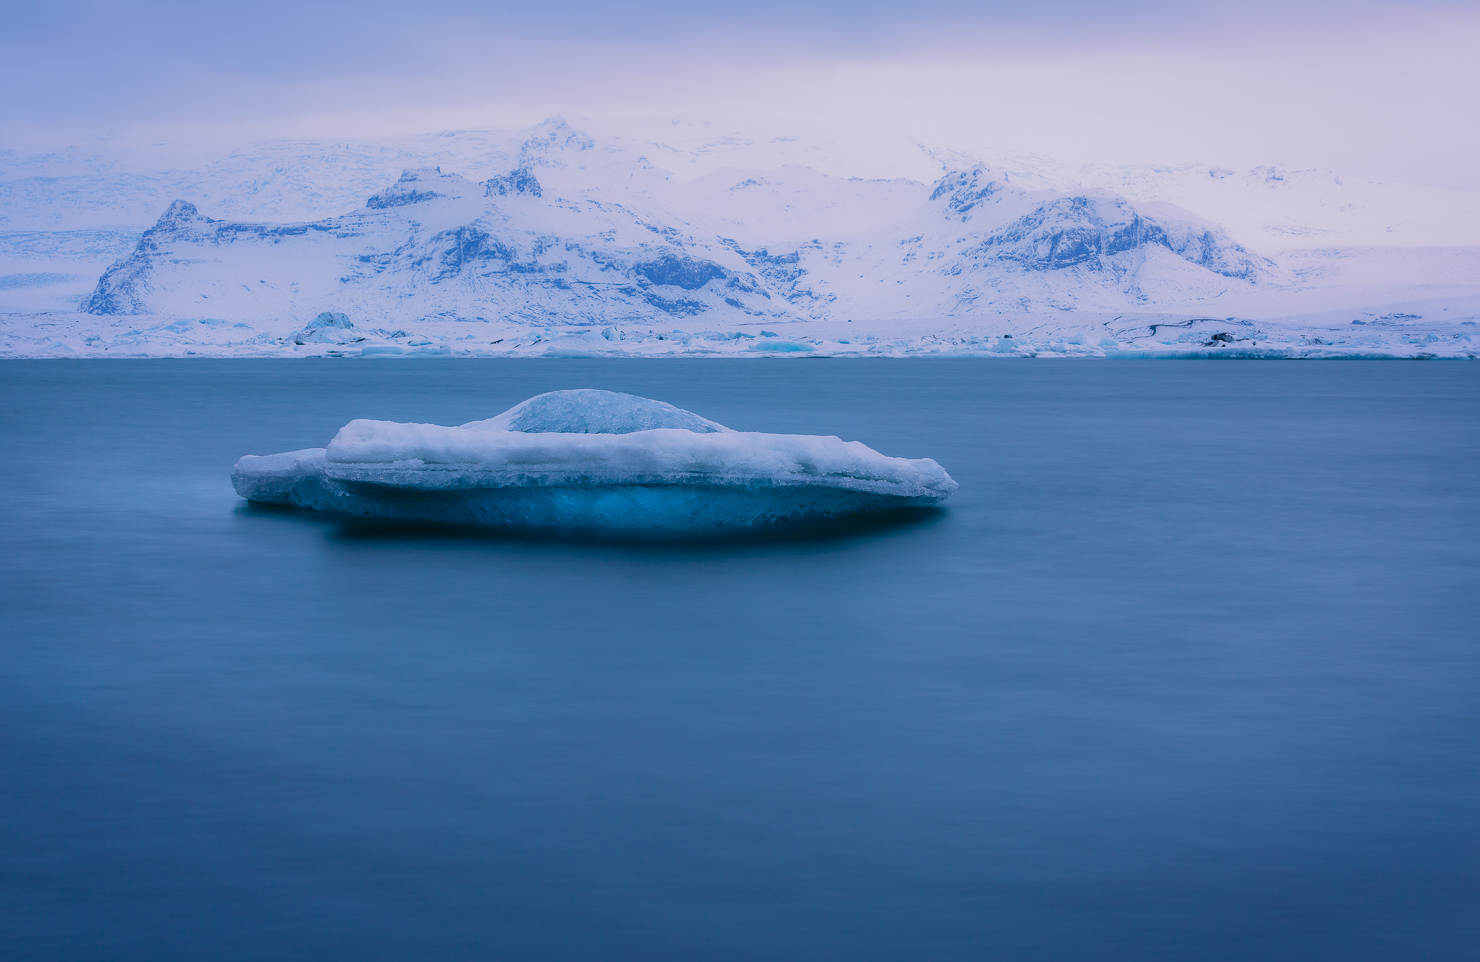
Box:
[3,310,1475,360]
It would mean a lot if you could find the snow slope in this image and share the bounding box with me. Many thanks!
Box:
[2,116,1477,357]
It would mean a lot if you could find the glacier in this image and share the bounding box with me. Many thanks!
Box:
[232,390,957,534]
[4,115,1479,358]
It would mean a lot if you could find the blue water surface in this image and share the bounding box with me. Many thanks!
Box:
[1,359,1477,960]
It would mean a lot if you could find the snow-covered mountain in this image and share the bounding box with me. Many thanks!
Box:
[3,116,1478,357]
[82,168,795,326]
[80,149,1279,327]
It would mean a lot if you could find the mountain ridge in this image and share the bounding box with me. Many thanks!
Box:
[2,115,1477,356]
[80,139,1285,325]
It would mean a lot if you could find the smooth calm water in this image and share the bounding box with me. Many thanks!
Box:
[2,360,1477,961]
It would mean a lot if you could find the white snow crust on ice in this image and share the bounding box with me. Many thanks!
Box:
[232,390,956,533]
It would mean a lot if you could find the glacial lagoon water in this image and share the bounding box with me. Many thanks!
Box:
[2,359,1477,960]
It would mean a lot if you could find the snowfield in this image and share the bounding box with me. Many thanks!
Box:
[3,117,1477,358]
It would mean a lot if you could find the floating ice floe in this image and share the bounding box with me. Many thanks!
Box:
[232,390,957,533]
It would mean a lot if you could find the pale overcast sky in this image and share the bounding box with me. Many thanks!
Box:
[2,0,1477,188]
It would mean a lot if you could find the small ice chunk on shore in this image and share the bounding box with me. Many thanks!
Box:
[233,390,956,533]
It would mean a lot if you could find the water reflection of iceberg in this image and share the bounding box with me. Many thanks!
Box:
[232,390,956,534]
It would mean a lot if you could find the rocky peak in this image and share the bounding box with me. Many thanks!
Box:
[930,166,1019,219]
[153,199,207,231]
[485,167,543,198]
[365,168,478,209]
[518,116,595,168]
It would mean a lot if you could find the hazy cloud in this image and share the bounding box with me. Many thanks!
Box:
[2,0,1476,188]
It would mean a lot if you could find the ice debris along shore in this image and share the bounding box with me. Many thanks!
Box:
[14,307,1479,358]
[232,390,957,533]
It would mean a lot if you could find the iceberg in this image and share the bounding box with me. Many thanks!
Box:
[232,389,956,534]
